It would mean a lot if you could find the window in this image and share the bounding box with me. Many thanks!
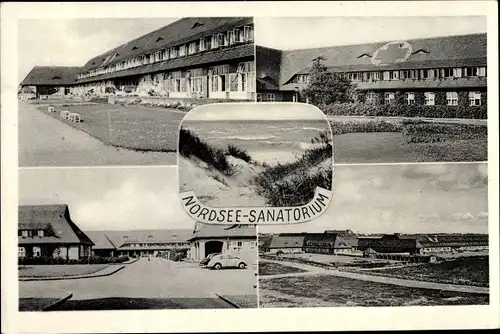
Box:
[365,92,376,104]
[390,71,399,80]
[296,74,309,83]
[469,91,481,106]
[190,77,203,93]
[217,33,227,47]
[428,69,439,79]
[243,26,254,41]
[179,45,186,57]
[453,68,462,78]
[424,92,435,106]
[405,92,415,105]
[21,230,28,237]
[228,30,236,45]
[446,92,458,106]
[235,29,244,43]
[257,93,262,102]
[211,35,218,49]
[188,42,198,55]
[443,68,454,78]
[267,93,275,101]
[384,92,395,104]
[18,247,26,258]
[200,38,206,51]
[383,71,391,80]
[170,48,178,59]
[37,230,44,237]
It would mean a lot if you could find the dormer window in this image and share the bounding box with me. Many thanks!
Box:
[156,37,164,43]
[132,46,138,51]
[51,76,61,80]
[357,53,372,59]
[37,230,44,237]
[191,22,204,29]
[413,49,429,55]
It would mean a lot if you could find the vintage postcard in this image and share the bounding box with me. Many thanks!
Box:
[1,1,498,333]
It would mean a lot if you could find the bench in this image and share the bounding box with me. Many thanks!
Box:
[47,106,55,113]
[69,113,82,123]
[60,110,70,119]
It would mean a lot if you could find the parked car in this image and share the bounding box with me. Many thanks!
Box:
[207,254,247,270]
[199,252,221,266]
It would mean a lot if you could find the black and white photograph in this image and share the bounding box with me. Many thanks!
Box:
[258,163,489,308]
[18,17,255,167]
[2,2,498,333]
[256,16,488,164]
[179,103,333,208]
[18,167,258,311]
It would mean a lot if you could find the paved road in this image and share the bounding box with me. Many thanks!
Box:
[259,259,489,294]
[18,102,177,167]
[20,258,257,300]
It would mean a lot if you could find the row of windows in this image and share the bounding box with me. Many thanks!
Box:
[293,67,487,84]
[123,242,189,248]
[78,26,254,80]
[366,91,483,106]
[19,230,44,237]
[257,93,275,101]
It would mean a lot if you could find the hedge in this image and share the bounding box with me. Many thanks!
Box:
[330,119,402,135]
[318,103,487,119]
[18,255,130,265]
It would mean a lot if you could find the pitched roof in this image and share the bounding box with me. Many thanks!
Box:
[334,236,358,248]
[76,43,253,84]
[86,229,193,248]
[85,232,116,250]
[269,235,305,248]
[189,223,256,240]
[20,66,80,86]
[81,17,253,72]
[277,33,487,85]
[18,205,94,245]
[257,77,280,91]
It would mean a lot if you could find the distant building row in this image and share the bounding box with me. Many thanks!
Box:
[259,230,488,256]
[20,17,255,101]
[257,33,487,106]
[18,205,256,263]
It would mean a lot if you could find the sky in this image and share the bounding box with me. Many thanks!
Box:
[184,103,327,121]
[19,163,488,234]
[18,18,178,84]
[259,163,489,235]
[255,16,487,50]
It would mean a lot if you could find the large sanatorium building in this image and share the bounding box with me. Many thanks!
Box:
[18,205,257,262]
[256,33,487,106]
[20,17,255,101]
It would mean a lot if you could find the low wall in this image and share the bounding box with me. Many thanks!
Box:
[108,95,253,109]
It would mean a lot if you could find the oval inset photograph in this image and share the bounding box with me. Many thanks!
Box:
[178,103,334,225]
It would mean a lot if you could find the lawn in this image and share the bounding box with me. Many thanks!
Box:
[259,261,308,276]
[37,104,185,152]
[19,264,110,278]
[19,298,62,311]
[259,275,489,307]
[35,104,488,162]
[359,256,489,287]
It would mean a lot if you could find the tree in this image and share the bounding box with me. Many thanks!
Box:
[302,57,356,105]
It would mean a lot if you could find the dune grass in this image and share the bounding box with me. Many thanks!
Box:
[254,131,333,207]
[179,128,232,175]
[227,144,252,162]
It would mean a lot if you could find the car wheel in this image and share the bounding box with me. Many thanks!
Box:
[213,263,222,270]
[238,262,246,269]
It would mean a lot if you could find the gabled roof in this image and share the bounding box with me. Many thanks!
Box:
[189,223,256,240]
[334,236,358,248]
[278,33,487,85]
[86,229,192,248]
[257,77,279,91]
[85,232,116,250]
[81,17,253,72]
[20,66,81,86]
[18,205,94,245]
[269,235,305,248]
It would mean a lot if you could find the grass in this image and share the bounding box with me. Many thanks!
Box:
[259,275,489,307]
[359,256,489,287]
[179,128,232,175]
[259,261,308,276]
[254,131,333,206]
[19,298,62,311]
[227,144,252,162]
[18,264,110,278]
[37,104,184,152]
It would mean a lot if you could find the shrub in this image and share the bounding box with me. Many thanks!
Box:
[18,255,130,265]
[227,144,252,162]
[318,103,487,119]
[402,122,488,143]
[329,119,402,135]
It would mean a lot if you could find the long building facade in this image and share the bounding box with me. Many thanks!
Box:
[21,17,256,101]
[256,33,487,106]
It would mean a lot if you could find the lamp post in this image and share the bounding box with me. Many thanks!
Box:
[294,87,299,102]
